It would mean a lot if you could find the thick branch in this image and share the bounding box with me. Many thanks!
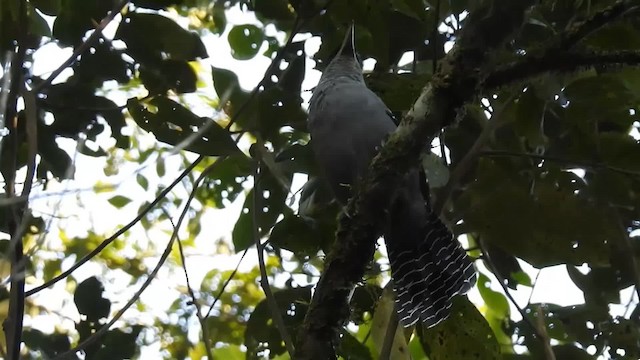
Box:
[486,0,640,89]
[294,2,535,358]
[486,50,640,89]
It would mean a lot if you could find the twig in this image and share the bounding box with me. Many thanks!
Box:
[25,156,204,297]
[53,150,224,360]
[252,162,296,356]
[33,0,130,93]
[479,150,640,178]
[535,306,556,360]
[204,247,249,318]
[378,297,399,360]
[480,241,544,341]
[163,207,215,360]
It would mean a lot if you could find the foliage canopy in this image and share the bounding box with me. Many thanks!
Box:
[0,0,639,359]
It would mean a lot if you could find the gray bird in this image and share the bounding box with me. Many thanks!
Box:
[307,26,477,327]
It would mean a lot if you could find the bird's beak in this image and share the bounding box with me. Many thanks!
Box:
[336,23,356,59]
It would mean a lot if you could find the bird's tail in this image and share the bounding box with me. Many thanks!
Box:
[387,211,477,328]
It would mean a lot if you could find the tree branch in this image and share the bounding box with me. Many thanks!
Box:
[33,0,130,93]
[479,150,640,178]
[253,161,296,356]
[294,2,535,358]
[52,155,226,360]
[485,0,640,89]
[485,50,640,89]
[167,208,215,360]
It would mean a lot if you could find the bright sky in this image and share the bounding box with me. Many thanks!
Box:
[6,5,637,359]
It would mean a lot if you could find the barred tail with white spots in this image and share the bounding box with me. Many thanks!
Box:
[387,211,477,328]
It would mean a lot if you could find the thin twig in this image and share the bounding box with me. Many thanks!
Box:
[204,247,249,318]
[25,156,204,297]
[480,241,544,341]
[535,306,556,360]
[163,207,215,360]
[53,151,224,360]
[379,296,400,360]
[33,0,130,93]
[252,162,296,356]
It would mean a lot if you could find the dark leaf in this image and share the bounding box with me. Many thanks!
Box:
[74,276,111,322]
[244,286,311,359]
[127,97,240,156]
[418,297,500,360]
[116,12,208,63]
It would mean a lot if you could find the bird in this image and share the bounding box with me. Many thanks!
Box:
[307,25,477,328]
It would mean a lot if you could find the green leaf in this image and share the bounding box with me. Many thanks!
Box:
[245,286,311,359]
[232,161,291,251]
[421,153,450,188]
[74,277,111,322]
[228,24,265,60]
[269,214,321,256]
[418,297,500,360]
[461,158,614,268]
[127,97,241,156]
[136,174,149,190]
[370,286,411,359]
[108,195,132,208]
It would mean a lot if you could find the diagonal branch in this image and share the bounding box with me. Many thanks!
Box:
[52,155,226,360]
[295,1,535,358]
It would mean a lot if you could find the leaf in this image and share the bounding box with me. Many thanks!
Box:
[23,329,71,358]
[269,214,321,256]
[91,327,143,359]
[228,24,265,60]
[108,195,132,208]
[116,12,208,62]
[418,297,500,360]
[370,286,411,360]
[244,286,311,359]
[74,277,111,322]
[421,153,450,188]
[139,59,197,94]
[482,240,526,289]
[231,163,291,251]
[136,174,149,190]
[461,158,614,268]
[350,284,383,324]
[127,97,240,156]
[338,331,373,360]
